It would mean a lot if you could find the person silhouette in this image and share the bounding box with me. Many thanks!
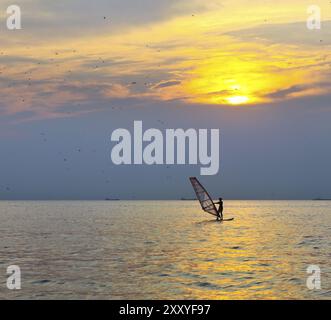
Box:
[215,198,224,221]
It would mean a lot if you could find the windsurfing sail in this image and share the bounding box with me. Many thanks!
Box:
[189,177,219,217]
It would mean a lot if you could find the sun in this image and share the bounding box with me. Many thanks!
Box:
[226,96,249,105]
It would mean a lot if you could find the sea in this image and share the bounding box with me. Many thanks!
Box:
[0,200,330,300]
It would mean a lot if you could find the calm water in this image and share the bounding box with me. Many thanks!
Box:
[0,200,330,300]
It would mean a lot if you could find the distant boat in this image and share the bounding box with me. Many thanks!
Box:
[105,198,120,201]
[189,177,234,222]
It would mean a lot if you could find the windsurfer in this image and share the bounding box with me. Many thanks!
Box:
[215,198,224,221]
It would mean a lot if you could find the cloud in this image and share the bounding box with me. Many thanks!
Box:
[2,0,331,121]
[225,21,331,46]
[154,80,181,89]
[266,85,311,99]
[0,0,214,41]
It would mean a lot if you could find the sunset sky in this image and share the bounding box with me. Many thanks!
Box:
[1,0,331,199]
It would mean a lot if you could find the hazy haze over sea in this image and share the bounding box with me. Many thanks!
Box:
[0,200,330,300]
